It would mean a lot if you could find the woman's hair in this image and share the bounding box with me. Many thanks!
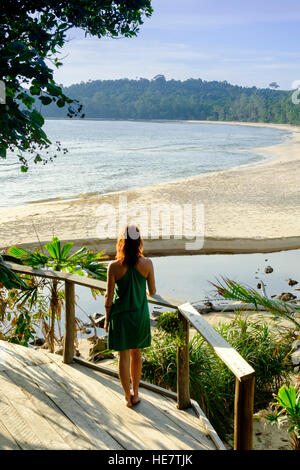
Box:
[116,224,144,267]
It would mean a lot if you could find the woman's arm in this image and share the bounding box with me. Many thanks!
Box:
[146,259,156,296]
[104,262,115,332]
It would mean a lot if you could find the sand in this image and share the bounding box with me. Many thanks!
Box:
[1,121,300,256]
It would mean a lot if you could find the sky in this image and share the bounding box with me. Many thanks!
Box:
[53,0,300,90]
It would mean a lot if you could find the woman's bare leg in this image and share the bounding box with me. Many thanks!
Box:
[118,350,132,407]
[130,349,142,404]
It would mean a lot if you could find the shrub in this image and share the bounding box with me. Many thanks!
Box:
[142,313,294,441]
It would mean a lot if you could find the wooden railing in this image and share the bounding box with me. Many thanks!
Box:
[4,261,255,450]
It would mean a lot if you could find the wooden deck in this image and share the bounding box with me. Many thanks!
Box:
[0,340,218,450]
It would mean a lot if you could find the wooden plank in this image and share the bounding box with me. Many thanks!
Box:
[51,361,190,450]
[139,387,216,450]
[63,280,75,364]
[73,357,178,400]
[0,371,71,450]
[4,261,107,291]
[0,340,34,369]
[0,417,20,450]
[40,362,150,450]
[7,261,182,308]
[234,375,255,450]
[190,399,226,451]
[0,385,45,450]
[53,361,200,450]
[5,367,96,450]
[19,363,123,450]
[50,353,215,450]
[177,312,191,409]
[147,293,184,309]
[178,303,255,381]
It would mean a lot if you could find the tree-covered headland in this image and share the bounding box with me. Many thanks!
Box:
[41,75,300,124]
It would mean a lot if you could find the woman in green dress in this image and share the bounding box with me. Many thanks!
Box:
[104,224,156,407]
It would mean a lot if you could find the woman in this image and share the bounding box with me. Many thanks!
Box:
[104,224,156,407]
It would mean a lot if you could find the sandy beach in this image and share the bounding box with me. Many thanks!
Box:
[1,120,300,256]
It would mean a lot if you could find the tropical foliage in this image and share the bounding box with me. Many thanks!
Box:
[210,277,300,329]
[142,314,293,441]
[156,310,185,348]
[0,237,108,350]
[40,76,300,124]
[265,385,300,450]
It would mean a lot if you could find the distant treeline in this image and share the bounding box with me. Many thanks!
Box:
[41,76,300,124]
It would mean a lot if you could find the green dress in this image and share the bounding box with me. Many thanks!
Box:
[107,265,151,351]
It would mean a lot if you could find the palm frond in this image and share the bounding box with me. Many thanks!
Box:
[210,277,300,329]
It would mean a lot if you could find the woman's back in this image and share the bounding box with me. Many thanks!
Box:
[111,257,156,295]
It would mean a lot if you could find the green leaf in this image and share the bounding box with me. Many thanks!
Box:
[30,109,44,127]
[61,242,73,259]
[277,386,297,410]
[44,237,61,259]
[39,96,52,105]
[56,98,65,108]
[30,85,41,95]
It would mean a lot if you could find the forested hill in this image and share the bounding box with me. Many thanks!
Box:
[41,76,300,124]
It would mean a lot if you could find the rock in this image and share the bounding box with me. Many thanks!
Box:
[270,295,277,298]
[89,336,108,357]
[87,334,98,342]
[287,278,298,286]
[55,347,80,356]
[196,301,214,314]
[92,351,114,362]
[264,266,273,274]
[291,350,300,366]
[29,337,45,346]
[93,312,102,320]
[85,328,92,335]
[277,292,297,301]
[95,315,105,328]
[151,309,163,318]
[89,335,113,362]
[257,282,262,289]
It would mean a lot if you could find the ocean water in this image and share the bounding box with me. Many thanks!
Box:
[1,119,289,208]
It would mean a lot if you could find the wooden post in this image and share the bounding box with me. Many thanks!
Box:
[63,280,75,364]
[234,374,255,450]
[177,311,191,409]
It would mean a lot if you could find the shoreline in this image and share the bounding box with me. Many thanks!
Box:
[1,120,300,256]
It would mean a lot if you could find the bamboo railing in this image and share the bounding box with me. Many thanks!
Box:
[5,261,255,450]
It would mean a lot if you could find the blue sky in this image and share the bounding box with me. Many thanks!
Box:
[53,0,300,89]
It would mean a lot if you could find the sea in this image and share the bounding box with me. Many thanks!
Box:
[1,119,289,208]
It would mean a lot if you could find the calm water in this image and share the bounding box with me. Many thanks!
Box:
[73,248,300,337]
[1,119,289,208]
